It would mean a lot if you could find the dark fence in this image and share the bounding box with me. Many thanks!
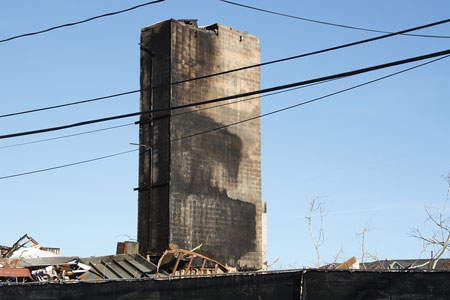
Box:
[303,270,450,300]
[2,269,450,299]
[0,271,301,300]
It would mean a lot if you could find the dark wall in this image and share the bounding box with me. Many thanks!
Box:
[138,20,172,257]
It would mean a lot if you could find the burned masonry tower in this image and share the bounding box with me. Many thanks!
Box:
[137,19,265,270]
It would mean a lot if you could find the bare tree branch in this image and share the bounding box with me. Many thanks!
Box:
[356,224,373,269]
[412,172,450,269]
[331,248,344,266]
[409,242,429,269]
[306,198,325,268]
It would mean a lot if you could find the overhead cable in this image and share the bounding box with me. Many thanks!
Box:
[1,47,450,140]
[2,17,450,119]
[0,90,140,119]
[171,79,337,118]
[220,0,450,39]
[0,0,165,43]
[0,80,331,149]
[166,55,450,145]
[0,149,138,180]
[0,123,134,149]
[1,54,448,180]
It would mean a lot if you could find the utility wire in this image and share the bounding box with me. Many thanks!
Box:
[0,123,134,149]
[0,149,138,180]
[2,17,450,119]
[220,0,450,39]
[161,55,450,146]
[1,47,450,140]
[0,90,140,119]
[0,0,165,43]
[0,81,333,150]
[171,79,336,118]
[1,55,447,180]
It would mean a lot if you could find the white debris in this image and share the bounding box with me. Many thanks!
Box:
[10,246,58,260]
[77,262,91,271]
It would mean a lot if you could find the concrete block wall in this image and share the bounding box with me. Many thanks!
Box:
[138,19,263,270]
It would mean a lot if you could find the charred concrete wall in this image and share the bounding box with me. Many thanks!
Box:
[138,19,263,270]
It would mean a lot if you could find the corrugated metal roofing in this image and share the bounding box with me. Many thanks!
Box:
[8,254,168,280]
[79,254,168,280]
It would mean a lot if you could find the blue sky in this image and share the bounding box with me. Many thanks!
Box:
[1,0,449,268]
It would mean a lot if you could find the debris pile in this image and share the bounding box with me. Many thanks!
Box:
[1,235,229,284]
[156,248,229,276]
[0,234,164,283]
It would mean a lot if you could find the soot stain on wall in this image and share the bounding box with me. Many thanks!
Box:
[171,112,257,265]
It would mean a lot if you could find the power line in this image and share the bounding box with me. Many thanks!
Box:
[0,0,165,44]
[0,149,138,180]
[0,81,333,150]
[2,17,450,119]
[171,80,337,118]
[1,54,447,180]
[220,0,450,39]
[0,123,134,149]
[165,55,450,145]
[0,90,140,119]
[1,47,449,140]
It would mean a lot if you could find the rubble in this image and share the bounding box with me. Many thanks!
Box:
[0,234,228,284]
[156,249,229,276]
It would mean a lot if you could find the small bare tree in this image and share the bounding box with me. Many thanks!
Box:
[306,198,325,268]
[330,247,344,267]
[412,173,450,269]
[356,224,373,269]
[409,242,429,269]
